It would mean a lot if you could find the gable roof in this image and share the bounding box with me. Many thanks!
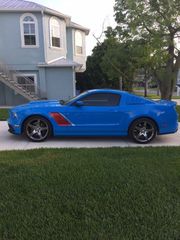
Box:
[0,0,89,34]
[0,0,71,22]
[69,22,90,35]
[38,58,82,68]
[0,0,42,9]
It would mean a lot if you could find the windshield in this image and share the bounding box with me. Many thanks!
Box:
[61,91,88,105]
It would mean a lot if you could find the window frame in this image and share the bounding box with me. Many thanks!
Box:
[14,73,38,94]
[20,13,39,48]
[73,93,121,107]
[50,17,61,49]
[74,30,83,55]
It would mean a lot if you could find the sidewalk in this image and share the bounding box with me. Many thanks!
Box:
[0,121,179,151]
[174,99,180,105]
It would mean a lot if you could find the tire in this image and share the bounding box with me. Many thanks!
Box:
[129,118,157,144]
[23,116,52,142]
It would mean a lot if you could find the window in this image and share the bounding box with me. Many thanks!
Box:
[20,13,38,47]
[50,17,61,48]
[75,31,83,54]
[15,74,37,94]
[76,93,121,106]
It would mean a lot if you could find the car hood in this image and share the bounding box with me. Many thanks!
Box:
[11,100,61,111]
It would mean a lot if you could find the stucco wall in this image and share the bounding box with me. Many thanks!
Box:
[66,28,73,60]
[0,12,44,65]
[43,13,67,63]
[72,29,87,72]
[45,67,75,100]
[0,81,28,106]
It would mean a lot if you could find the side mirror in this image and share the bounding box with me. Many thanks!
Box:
[59,99,65,105]
[75,101,84,107]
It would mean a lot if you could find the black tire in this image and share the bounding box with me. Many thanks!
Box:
[23,116,52,142]
[129,118,157,144]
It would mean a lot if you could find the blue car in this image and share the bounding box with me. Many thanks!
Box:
[8,89,178,143]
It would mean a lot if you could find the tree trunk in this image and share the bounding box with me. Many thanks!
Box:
[144,71,148,97]
[119,76,122,90]
[159,34,178,100]
[159,69,176,100]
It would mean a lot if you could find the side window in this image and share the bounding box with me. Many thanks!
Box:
[20,13,38,47]
[75,31,83,55]
[78,93,121,106]
[50,17,61,48]
[15,74,37,94]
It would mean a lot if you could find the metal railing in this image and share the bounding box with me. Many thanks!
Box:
[0,61,45,100]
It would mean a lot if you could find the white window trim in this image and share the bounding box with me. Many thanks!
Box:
[14,73,38,94]
[20,13,39,48]
[74,30,84,56]
[49,17,62,50]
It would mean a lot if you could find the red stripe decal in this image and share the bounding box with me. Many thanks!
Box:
[50,112,71,126]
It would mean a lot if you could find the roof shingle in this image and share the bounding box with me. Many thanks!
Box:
[0,0,89,34]
[0,0,43,10]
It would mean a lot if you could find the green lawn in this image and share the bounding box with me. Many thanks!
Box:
[176,105,180,121]
[133,91,180,99]
[0,108,9,120]
[0,147,179,240]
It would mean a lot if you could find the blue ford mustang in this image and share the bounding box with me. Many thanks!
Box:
[8,89,178,143]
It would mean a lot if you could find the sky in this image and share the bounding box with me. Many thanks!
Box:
[32,0,116,55]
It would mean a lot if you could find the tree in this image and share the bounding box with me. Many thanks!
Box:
[76,29,126,91]
[76,44,109,91]
[100,30,136,91]
[114,0,180,99]
[77,27,153,92]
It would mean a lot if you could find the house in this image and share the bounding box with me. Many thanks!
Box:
[177,70,180,96]
[0,0,89,106]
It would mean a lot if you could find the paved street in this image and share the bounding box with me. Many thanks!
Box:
[0,121,179,150]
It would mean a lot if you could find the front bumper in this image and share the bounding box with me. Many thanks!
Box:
[8,119,21,135]
[8,124,15,134]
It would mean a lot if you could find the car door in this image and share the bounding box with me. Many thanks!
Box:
[60,92,123,135]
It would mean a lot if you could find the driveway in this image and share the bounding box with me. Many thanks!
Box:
[0,121,180,150]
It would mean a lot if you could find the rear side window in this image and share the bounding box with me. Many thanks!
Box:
[79,93,121,106]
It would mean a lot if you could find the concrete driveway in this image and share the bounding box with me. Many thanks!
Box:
[0,121,179,150]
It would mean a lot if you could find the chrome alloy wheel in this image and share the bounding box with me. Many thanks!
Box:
[130,118,156,143]
[24,117,51,142]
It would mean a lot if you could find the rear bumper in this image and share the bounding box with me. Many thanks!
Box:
[158,122,179,135]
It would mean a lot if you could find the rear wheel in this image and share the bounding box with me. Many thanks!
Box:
[23,116,52,142]
[129,118,157,144]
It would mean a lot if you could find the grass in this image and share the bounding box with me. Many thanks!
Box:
[176,106,180,120]
[0,147,180,240]
[0,108,9,120]
[134,92,180,99]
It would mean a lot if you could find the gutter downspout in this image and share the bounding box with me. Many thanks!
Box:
[41,10,48,63]
[38,10,47,99]
[72,66,76,96]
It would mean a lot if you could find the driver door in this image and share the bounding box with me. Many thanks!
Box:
[61,92,122,135]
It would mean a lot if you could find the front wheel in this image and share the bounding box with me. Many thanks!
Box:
[129,118,157,144]
[23,116,52,142]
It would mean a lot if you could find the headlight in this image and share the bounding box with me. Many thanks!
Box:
[12,112,18,119]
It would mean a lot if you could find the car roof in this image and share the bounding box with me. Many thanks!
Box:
[86,89,126,95]
[84,89,154,104]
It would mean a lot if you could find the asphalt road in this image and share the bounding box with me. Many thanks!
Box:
[0,121,179,151]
